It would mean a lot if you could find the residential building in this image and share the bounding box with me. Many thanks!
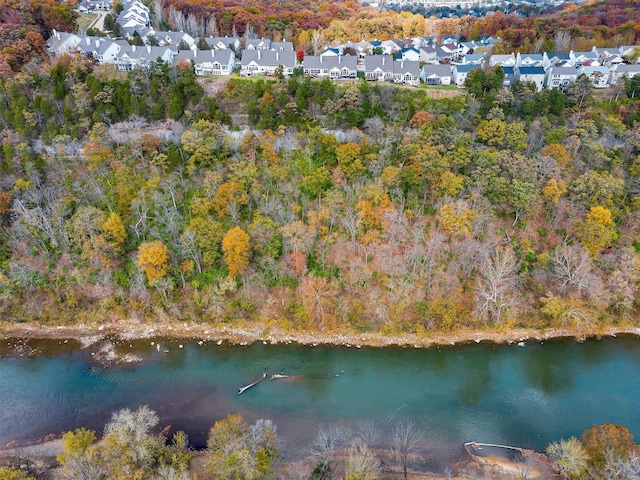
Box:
[420,64,452,85]
[514,66,546,91]
[452,64,481,87]
[489,54,516,67]
[544,66,578,90]
[240,50,296,77]
[610,64,640,84]
[303,55,357,79]
[393,60,420,85]
[578,66,610,88]
[176,49,235,75]
[363,55,394,81]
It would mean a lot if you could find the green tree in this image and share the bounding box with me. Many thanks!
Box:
[57,428,105,480]
[475,119,527,150]
[206,415,279,480]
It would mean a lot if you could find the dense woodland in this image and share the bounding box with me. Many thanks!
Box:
[0,48,640,336]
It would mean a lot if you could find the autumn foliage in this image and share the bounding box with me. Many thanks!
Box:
[138,241,170,284]
[222,226,251,278]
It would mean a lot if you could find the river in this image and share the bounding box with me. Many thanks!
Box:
[1,335,639,471]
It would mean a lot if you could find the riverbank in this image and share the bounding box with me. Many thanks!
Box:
[1,318,639,350]
[0,438,550,480]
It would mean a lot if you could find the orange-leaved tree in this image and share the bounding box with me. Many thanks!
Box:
[222,226,251,278]
[137,240,170,284]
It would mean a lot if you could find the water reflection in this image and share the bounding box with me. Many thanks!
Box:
[1,335,639,467]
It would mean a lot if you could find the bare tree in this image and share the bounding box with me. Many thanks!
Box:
[392,421,424,479]
[357,421,381,448]
[551,243,602,299]
[554,30,571,53]
[310,30,326,56]
[532,37,544,54]
[244,23,256,40]
[312,426,347,478]
[475,246,520,324]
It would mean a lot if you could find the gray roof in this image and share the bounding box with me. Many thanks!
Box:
[241,49,296,68]
[303,55,357,70]
[393,60,420,77]
[204,36,239,50]
[245,38,271,49]
[421,64,452,76]
[176,49,233,65]
[548,66,578,76]
[270,41,294,52]
[616,64,640,73]
[364,54,395,72]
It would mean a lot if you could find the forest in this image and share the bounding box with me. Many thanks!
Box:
[0,48,640,338]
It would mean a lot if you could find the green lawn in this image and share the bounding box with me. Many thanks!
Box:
[77,13,99,32]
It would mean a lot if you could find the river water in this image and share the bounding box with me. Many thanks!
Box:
[1,335,639,470]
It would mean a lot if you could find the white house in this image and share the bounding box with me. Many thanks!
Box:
[462,53,486,65]
[319,47,340,57]
[419,47,437,64]
[155,31,195,49]
[610,64,640,84]
[452,64,481,87]
[572,51,600,66]
[543,52,574,69]
[516,52,543,67]
[401,47,421,62]
[176,49,235,75]
[204,36,241,51]
[271,42,294,52]
[393,60,420,85]
[240,50,296,77]
[303,55,357,79]
[363,55,394,81]
[489,54,516,67]
[381,39,405,55]
[46,30,82,55]
[245,38,271,50]
[544,66,578,90]
[578,66,610,88]
[596,47,625,67]
[92,39,122,64]
[514,66,546,91]
[420,64,452,85]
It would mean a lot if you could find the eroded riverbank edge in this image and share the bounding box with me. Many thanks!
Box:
[1,319,640,349]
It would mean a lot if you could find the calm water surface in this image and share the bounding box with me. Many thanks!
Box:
[1,335,639,470]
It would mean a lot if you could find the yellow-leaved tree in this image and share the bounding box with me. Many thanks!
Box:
[137,240,170,284]
[542,178,567,204]
[222,226,251,277]
[439,201,476,238]
[575,206,617,255]
[101,212,127,254]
